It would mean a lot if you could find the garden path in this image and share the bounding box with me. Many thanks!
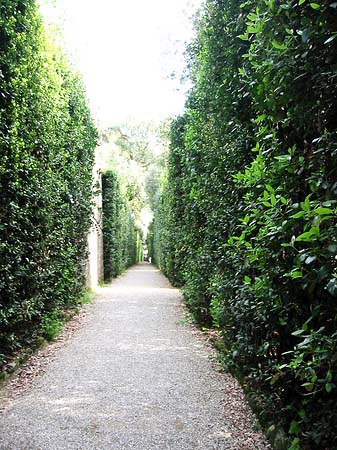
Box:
[0,264,270,449]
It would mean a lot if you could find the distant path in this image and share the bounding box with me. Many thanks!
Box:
[0,264,270,449]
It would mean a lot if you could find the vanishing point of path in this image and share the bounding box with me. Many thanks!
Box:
[0,264,270,450]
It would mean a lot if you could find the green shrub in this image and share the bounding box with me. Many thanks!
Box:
[0,1,97,364]
[152,0,337,447]
[42,312,63,342]
[102,171,140,281]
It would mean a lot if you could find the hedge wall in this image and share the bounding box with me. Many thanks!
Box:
[0,1,97,368]
[151,0,337,448]
[102,171,141,281]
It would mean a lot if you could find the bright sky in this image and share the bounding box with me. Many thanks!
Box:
[40,0,202,127]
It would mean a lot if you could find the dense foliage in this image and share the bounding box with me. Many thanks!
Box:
[99,123,168,264]
[151,0,337,448]
[101,122,168,213]
[0,1,97,369]
[102,171,142,281]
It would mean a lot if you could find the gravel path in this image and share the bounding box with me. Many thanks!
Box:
[0,264,270,450]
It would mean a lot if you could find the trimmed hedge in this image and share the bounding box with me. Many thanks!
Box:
[102,171,141,281]
[151,0,337,448]
[0,1,97,367]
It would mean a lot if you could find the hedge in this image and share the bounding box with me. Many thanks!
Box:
[151,0,337,448]
[102,171,141,281]
[0,1,97,369]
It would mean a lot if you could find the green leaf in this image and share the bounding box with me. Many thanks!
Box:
[289,438,300,450]
[325,383,336,393]
[244,275,251,284]
[299,0,306,4]
[275,154,291,163]
[270,373,281,385]
[289,420,300,435]
[298,409,306,419]
[302,382,314,392]
[290,271,303,279]
[247,26,258,34]
[247,12,257,20]
[302,194,312,211]
[292,211,306,219]
[292,329,305,336]
[311,374,318,383]
[296,227,319,242]
[310,2,320,8]
[314,207,333,215]
[271,40,287,50]
[296,232,312,242]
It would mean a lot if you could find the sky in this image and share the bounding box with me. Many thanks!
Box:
[40,0,202,127]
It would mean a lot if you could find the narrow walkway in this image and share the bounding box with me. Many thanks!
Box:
[0,264,269,449]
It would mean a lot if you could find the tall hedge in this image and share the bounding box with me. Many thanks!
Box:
[0,1,97,367]
[152,0,337,448]
[102,171,140,281]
